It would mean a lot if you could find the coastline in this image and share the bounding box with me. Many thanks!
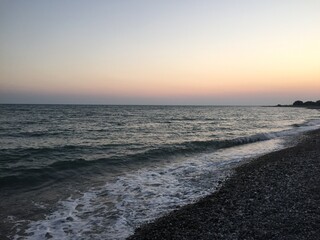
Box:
[275,105,320,109]
[128,128,320,240]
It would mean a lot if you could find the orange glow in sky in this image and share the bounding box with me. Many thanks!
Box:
[0,1,319,104]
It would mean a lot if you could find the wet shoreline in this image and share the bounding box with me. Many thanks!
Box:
[128,129,320,240]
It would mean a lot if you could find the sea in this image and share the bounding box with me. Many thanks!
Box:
[1,104,320,240]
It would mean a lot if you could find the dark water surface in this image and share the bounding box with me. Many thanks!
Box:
[0,105,319,239]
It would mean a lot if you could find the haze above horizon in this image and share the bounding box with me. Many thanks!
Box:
[1,0,319,105]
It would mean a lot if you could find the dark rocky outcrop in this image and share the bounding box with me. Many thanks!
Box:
[292,100,304,106]
[291,100,320,107]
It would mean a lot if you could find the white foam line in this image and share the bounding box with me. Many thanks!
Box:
[18,121,320,240]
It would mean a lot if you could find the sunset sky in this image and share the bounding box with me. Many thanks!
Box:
[1,0,319,105]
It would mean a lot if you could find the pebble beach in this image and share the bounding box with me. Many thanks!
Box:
[128,128,320,240]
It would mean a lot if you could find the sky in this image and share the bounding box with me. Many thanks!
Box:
[0,0,319,105]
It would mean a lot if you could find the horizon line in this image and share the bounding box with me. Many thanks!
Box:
[0,103,280,107]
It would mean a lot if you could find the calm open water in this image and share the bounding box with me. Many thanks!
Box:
[0,105,319,239]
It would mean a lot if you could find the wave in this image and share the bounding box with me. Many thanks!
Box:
[0,130,71,138]
[0,159,92,189]
[1,121,320,189]
[291,119,320,128]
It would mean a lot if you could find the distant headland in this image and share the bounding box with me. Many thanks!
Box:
[276,100,320,109]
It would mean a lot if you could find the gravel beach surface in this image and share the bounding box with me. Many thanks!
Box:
[128,129,320,240]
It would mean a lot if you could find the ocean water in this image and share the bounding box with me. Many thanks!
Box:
[0,105,319,239]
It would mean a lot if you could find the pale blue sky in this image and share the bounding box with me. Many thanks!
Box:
[1,0,319,104]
